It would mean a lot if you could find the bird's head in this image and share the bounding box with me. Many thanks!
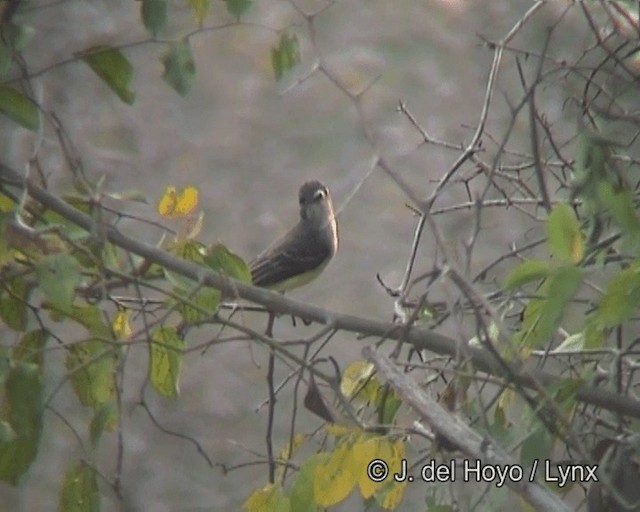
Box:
[298,180,334,224]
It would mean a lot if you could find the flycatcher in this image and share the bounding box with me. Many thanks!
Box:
[250,180,338,291]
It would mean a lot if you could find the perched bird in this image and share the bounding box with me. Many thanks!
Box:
[250,180,338,291]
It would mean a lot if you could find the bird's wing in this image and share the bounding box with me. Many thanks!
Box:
[250,225,332,288]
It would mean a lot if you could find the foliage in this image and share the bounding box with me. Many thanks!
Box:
[0,1,640,512]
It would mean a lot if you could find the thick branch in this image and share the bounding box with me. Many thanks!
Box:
[1,163,639,420]
[365,346,572,512]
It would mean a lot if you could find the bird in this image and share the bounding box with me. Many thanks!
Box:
[250,180,338,292]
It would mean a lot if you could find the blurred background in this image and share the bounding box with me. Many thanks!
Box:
[0,1,592,510]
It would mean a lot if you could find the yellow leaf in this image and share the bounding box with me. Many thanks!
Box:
[157,185,199,218]
[112,309,132,340]
[157,186,177,217]
[351,435,384,498]
[174,185,198,215]
[376,438,407,510]
[340,360,377,400]
[243,483,290,512]
[324,423,358,438]
[314,441,357,506]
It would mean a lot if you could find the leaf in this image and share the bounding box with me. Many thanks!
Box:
[89,402,117,448]
[546,204,583,264]
[314,441,356,506]
[66,340,116,408]
[112,309,132,340]
[598,262,640,327]
[597,182,640,249]
[0,85,39,131]
[271,33,300,81]
[243,482,290,512]
[0,363,43,485]
[157,185,199,218]
[375,438,407,509]
[204,242,251,283]
[162,39,196,97]
[552,332,585,352]
[351,436,384,499]
[35,253,81,309]
[0,276,28,331]
[515,266,582,351]
[13,329,48,369]
[58,461,99,512]
[504,259,550,290]
[289,455,321,512]
[340,360,376,400]
[141,0,167,36]
[224,0,252,19]
[520,423,552,467]
[150,327,185,398]
[187,0,210,23]
[48,304,112,338]
[0,24,35,76]
[81,46,135,104]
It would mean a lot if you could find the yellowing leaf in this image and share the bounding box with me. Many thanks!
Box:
[547,204,584,264]
[324,423,358,438]
[149,327,185,398]
[157,185,199,218]
[58,461,99,512]
[243,483,290,512]
[351,435,383,498]
[66,340,116,408]
[377,439,407,510]
[112,310,132,340]
[314,441,357,506]
[186,0,209,23]
[340,360,375,399]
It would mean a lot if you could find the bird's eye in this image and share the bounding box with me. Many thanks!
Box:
[313,188,326,201]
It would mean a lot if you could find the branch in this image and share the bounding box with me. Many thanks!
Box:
[365,346,572,512]
[2,163,640,420]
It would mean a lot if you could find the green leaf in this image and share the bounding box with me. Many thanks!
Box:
[596,181,640,248]
[13,329,48,369]
[36,253,81,309]
[598,262,640,327]
[289,455,321,512]
[204,242,251,283]
[546,204,583,263]
[504,259,550,290]
[81,46,135,104]
[187,0,210,23]
[0,275,28,331]
[0,421,16,444]
[224,0,252,19]
[0,85,39,131]
[66,340,116,408]
[0,363,43,485]
[48,304,112,338]
[0,24,35,76]
[516,266,582,350]
[141,0,167,36]
[58,461,99,512]
[520,424,551,467]
[162,38,196,97]
[150,327,185,398]
[89,401,117,448]
[271,33,300,81]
